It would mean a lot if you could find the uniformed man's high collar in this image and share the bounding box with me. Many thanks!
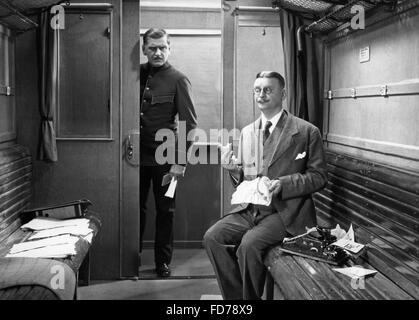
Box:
[147,62,171,75]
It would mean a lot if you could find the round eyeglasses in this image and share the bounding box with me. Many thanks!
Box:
[253,87,273,95]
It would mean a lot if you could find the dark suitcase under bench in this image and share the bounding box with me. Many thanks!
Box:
[0,144,101,300]
[264,150,419,300]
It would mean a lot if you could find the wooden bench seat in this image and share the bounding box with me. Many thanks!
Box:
[264,150,419,300]
[0,144,101,300]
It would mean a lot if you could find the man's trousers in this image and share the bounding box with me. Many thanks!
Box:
[203,209,288,300]
[140,164,175,266]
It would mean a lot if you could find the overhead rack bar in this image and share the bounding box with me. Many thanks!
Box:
[233,6,280,14]
[0,0,38,28]
[61,2,113,10]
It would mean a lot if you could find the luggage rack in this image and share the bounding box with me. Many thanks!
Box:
[272,0,399,35]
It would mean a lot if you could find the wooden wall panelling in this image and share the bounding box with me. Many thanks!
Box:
[324,5,419,171]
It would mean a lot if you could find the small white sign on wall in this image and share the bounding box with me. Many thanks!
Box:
[359,46,370,63]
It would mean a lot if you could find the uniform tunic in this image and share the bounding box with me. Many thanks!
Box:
[140,62,197,165]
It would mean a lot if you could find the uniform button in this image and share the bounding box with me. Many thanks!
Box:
[140,112,144,116]
[140,126,143,129]
[145,87,150,90]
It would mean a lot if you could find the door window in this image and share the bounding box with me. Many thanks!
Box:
[57,11,112,140]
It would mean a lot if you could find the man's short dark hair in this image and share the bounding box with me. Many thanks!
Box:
[143,28,170,46]
[256,71,285,89]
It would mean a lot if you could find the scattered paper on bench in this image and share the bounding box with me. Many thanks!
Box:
[8,234,79,254]
[231,177,272,206]
[331,224,347,240]
[28,225,93,240]
[332,238,365,253]
[346,224,355,242]
[21,217,90,231]
[333,266,377,278]
[83,232,94,244]
[165,177,177,198]
[331,224,364,254]
[6,243,77,258]
[331,223,355,241]
[6,217,94,259]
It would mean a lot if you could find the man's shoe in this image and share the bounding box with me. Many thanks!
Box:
[156,263,171,278]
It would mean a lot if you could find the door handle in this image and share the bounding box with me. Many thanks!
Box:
[127,136,134,160]
[125,130,139,166]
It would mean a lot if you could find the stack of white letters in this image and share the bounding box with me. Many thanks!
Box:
[6,217,93,259]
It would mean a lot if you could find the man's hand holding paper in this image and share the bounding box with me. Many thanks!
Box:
[231,176,280,206]
[161,164,186,198]
[268,179,282,197]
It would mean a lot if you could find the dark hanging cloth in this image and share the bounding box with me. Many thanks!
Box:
[37,11,58,162]
[279,10,323,129]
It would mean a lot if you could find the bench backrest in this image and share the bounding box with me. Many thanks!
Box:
[314,150,419,299]
[0,145,32,245]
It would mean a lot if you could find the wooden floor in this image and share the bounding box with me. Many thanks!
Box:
[138,248,216,279]
[78,249,222,300]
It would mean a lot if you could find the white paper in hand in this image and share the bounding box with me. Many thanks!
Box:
[231,177,272,206]
[165,177,177,198]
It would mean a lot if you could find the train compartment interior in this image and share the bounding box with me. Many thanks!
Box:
[0,0,418,301]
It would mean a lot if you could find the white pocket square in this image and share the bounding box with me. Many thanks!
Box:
[295,152,306,160]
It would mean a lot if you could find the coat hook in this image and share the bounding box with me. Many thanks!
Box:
[262,28,266,36]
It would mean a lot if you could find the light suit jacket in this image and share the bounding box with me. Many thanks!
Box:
[228,110,328,236]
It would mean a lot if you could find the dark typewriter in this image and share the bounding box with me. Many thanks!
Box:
[278,226,350,265]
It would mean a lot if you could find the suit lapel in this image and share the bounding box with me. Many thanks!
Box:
[267,112,299,168]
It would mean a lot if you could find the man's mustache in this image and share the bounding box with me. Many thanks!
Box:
[257,99,268,103]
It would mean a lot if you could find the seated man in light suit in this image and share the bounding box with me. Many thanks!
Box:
[203,71,328,300]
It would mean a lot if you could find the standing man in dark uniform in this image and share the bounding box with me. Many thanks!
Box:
[140,28,197,277]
